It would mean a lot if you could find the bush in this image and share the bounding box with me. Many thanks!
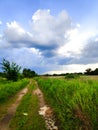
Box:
[65,74,79,79]
[0,59,21,81]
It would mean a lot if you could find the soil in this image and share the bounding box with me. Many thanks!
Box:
[0,80,32,130]
[33,88,45,107]
[0,80,58,130]
[33,81,58,130]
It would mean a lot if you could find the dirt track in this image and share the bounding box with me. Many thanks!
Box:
[33,81,58,130]
[0,80,32,130]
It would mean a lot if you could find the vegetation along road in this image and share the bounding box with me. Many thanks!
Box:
[0,75,98,130]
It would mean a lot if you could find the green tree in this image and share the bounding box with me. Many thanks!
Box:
[23,68,37,78]
[0,58,21,81]
[85,68,92,75]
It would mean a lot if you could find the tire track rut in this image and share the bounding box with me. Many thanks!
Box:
[0,80,32,130]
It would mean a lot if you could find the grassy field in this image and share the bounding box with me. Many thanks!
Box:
[0,78,30,121]
[0,78,29,104]
[0,76,98,130]
[35,76,98,130]
[10,80,47,130]
[0,78,47,130]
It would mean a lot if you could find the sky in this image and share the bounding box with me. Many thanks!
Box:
[0,0,98,74]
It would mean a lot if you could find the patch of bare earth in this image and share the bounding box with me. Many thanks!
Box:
[73,105,92,130]
[0,80,32,130]
[33,81,58,130]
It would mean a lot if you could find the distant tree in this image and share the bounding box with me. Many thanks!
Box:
[93,68,98,75]
[85,68,92,75]
[23,68,37,78]
[0,58,21,81]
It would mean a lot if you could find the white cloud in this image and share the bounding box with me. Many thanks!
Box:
[3,9,75,54]
[47,63,98,74]
[6,21,25,34]
[77,23,81,28]
[57,29,96,57]
[1,9,98,74]
[31,9,72,46]
[0,21,2,25]
[5,21,28,41]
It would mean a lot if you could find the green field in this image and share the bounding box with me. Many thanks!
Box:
[0,78,29,104]
[10,80,47,130]
[0,76,98,130]
[0,78,47,130]
[35,76,98,130]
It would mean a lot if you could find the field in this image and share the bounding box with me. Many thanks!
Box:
[0,78,47,130]
[10,80,47,130]
[0,78,29,104]
[0,76,98,130]
[35,76,98,130]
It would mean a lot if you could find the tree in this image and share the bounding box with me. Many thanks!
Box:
[0,58,21,81]
[93,68,98,75]
[23,68,37,78]
[85,68,92,75]
[84,68,98,75]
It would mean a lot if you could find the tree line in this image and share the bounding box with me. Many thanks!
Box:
[0,58,38,81]
[85,68,98,75]
[0,58,98,81]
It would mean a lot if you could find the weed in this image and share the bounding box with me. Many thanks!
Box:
[0,78,29,103]
[10,80,47,130]
[35,77,98,130]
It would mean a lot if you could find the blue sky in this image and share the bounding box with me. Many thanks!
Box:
[0,0,98,74]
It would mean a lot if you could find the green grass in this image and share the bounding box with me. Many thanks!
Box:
[0,78,29,104]
[35,77,98,130]
[10,80,47,130]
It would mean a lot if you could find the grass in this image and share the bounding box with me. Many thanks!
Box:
[10,80,47,130]
[0,78,29,121]
[0,78,29,104]
[35,76,98,130]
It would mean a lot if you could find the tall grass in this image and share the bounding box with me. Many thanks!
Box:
[35,77,98,130]
[10,80,47,130]
[0,78,29,103]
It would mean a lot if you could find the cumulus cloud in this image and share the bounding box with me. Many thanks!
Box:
[4,21,34,47]
[31,9,72,46]
[1,9,98,74]
[64,34,98,66]
[3,9,75,57]
[78,35,98,64]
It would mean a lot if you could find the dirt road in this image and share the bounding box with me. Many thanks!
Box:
[0,80,32,130]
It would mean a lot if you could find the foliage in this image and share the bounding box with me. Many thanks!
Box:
[10,80,47,130]
[35,77,98,130]
[85,68,98,75]
[23,68,37,78]
[0,59,21,81]
[65,73,80,79]
[0,78,29,103]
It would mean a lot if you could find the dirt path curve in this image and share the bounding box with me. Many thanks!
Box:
[33,81,58,130]
[0,80,32,130]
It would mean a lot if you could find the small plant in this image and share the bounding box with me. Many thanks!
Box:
[65,74,79,79]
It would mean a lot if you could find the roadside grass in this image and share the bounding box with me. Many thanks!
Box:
[35,77,98,130]
[0,78,29,104]
[0,78,29,121]
[10,80,47,130]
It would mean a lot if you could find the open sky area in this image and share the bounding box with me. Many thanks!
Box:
[0,0,98,74]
